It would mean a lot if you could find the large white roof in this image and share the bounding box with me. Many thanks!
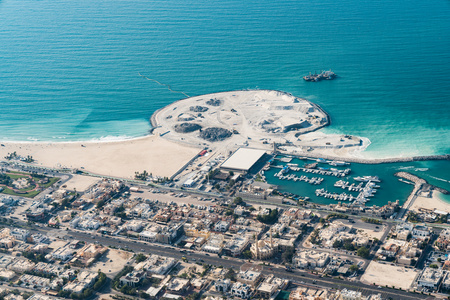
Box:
[220,148,266,171]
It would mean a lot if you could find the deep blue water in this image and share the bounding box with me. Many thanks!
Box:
[0,0,449,159]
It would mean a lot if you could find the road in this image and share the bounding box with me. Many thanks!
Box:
[58,229,427,300]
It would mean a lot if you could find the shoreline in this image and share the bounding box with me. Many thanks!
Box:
[1,89,449,164]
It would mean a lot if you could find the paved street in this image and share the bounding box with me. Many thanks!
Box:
[60,229,428,300]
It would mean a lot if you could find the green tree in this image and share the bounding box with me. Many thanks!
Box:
[282,248,294,263]
[349,264,359,272]
[96,199,105,209]
[224,268,236,281]
[332,239,343,248]
[242,250,252,259]
[357,246,370,258]
[135,253,147,263]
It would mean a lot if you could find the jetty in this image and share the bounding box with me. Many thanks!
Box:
[274,171,323,185]
[317,178,381,204]
[289,165,351,178]
[395,171,450,220]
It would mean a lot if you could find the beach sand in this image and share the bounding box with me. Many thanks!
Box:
[0,135,200,179]
[410,190,450,213]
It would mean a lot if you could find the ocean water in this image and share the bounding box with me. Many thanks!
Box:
[0,0,449,156]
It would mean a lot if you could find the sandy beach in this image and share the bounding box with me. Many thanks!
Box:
[0,135,200,179]
[410,190,450,213]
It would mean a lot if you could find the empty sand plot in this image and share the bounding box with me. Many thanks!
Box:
[89,249,133,276]
[63,174,99,192]
[361,261,418,289]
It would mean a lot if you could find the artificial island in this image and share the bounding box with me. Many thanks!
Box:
[0,90,449,300]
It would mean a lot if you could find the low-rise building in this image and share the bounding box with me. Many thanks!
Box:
[166,277,190,295]
[63,271,98,294]
[214,221,230,232]
[223,235,250,257]
[237,270,263,288]
[51,244,74,261]
[230,282,251,299]
[7,259,35,273]
[20,274,51,288]
[417,267,444,289]
[215,279,231,292]
[135,254,177,275]
[120,270,146,287]
[203,234,224,254]
[294,250,330,269]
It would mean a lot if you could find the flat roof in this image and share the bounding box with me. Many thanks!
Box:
[220,148,266,172]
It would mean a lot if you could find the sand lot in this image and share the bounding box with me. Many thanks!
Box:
[361,261,418,289]
[89,249,133,276]
[62,174,99,192]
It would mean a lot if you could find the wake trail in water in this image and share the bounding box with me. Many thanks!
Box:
[139,73,190,98]
[430,176,450,183]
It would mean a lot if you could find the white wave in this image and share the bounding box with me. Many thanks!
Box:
[26,137,40,142]
[414,168,429,172]
[430,176,450,183]
[397,166,415,170]
[348,136,372,158]
[87,135,144,143]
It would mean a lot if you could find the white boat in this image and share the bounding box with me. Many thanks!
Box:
[329,160,349,166]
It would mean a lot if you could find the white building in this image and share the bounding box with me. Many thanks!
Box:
[10,228,30,241]
[230,282,251,299]
[203,234,224,254]
[214,221,230,232]
[294,250,330,269]
[52,244,74,261]
[417,267,444,289]
[215,279,231,292]
[412,225,431,238]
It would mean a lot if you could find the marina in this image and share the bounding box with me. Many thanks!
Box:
[263,155,446,207]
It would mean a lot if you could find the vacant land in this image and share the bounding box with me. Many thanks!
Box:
[361,261,418,290]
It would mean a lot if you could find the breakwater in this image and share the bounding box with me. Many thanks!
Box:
[395,171,449,195]
[279,152,450,165]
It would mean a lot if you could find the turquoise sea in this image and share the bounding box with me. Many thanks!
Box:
[265,158,450,206]
[0,0,449,203]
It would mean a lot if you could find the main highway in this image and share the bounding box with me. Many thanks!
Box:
[59,229,427,300]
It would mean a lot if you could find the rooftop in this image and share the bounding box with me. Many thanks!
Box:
[220,148,266,172]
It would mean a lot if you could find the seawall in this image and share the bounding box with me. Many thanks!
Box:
[284,152,450,165]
